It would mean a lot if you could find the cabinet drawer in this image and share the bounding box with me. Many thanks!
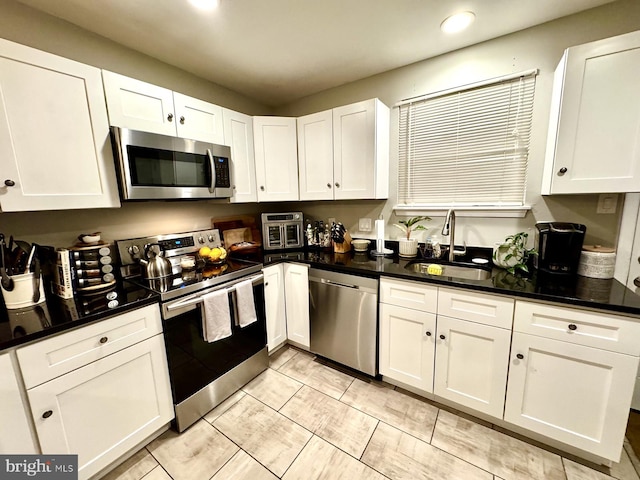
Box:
[438,287,514,329]
[18,304,162,388]
[514,301,640,355]
[380,278,438,312]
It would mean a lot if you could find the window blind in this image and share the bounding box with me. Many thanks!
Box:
[398,72,536,207]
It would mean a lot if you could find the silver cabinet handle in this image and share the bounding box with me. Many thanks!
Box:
[180,116,185,124]
[167,113,174,122]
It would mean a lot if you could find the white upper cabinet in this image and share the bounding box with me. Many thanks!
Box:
[298,99,390,200]
[0,39,120,211]
[298,110,334,200]
[103,71,224,144]
[223,108,257,203]
[253,116,299,201]
[542,30,640,194]
[333,98,389,200]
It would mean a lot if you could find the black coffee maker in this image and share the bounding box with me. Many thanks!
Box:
[534,222,586,275]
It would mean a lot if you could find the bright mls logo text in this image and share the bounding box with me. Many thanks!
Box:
[1,455,77,479]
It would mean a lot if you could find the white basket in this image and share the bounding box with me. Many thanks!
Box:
[1,273,46,309]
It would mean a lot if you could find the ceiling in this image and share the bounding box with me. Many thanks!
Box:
[16,0,614,107]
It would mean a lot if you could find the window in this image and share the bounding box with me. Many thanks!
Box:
[397,71,537,212]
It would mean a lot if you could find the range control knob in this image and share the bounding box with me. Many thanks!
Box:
[128,245,140,256]
[208,234,215,242]
[198,236,205,244]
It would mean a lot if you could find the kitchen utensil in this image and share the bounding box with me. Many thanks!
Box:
[0,235,14,291]
[139,243,173,279]
[32,253,41,303]
[25,244,37,274]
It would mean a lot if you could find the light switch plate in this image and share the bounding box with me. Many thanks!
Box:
[359,218,372,232]
[597,194,618,214]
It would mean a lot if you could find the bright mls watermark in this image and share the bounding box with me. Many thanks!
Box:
[1,455,77,479]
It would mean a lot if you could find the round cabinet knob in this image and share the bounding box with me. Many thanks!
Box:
[4,179,15,187]
[335,182,340,188]
[260,186,265,191]
[233,185,237,190]
[568,324,577,331]
[180,116,185,124]
[42,410,53,419]
[425,331,432,336]
[198,236,205,244]
[439,334,445,340]
[327,183,332,188]
[167,113,174,122]
[516,353,524,360]
[558,167,568,176]
[265,282,269,286]
[99,336,108,344]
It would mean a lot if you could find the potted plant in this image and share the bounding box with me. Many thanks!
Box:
[493,232,537,275]
[394,216,431,257]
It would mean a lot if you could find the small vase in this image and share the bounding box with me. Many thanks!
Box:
[492,242,524,269]
[399,238,418,258]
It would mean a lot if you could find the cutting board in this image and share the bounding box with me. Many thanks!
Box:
[222,227,252,247]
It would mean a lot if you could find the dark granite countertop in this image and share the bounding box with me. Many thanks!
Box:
[263,248,640,317]
[0,279,160,351]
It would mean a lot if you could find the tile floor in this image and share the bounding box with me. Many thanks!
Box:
[103,346,640,480]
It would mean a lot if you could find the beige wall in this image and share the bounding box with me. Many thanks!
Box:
[1,0,639,250]
[274,0,640,249]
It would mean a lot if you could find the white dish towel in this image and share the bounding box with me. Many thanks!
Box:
[235,279,257,327]
[202,289,232,342]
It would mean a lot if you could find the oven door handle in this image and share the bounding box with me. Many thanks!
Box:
[166,273,264,312]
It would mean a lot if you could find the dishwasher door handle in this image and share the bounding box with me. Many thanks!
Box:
[320,278,359,289]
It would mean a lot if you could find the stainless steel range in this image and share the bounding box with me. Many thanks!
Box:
[116,229,267,432]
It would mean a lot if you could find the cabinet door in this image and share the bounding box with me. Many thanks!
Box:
[284,263,310,348]
[0,39,120,211]
[333,99,389,200]
[379,303,435,392]
[102,70,176,136]
[0,352,37,454]
[28,334,173,480]
[298,110,334,201]
[223,108,257,203]
[263,264,287,352]
[174,92,224,144]
[504,332,638,461]
[544,30,640,194]
[253,116,299,201]
[434,316,511,418]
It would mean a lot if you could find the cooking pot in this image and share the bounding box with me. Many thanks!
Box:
[139,243,172,279]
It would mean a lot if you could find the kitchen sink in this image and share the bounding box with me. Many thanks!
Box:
[405,260,492,281]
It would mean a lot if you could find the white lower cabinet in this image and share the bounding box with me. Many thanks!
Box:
[434,315,511,418]
[379,303,435,392]
[263,264,287,352]
[17,304,173,480]
[284,263,310,348]
[505,331,638,461]
[0,352,37,454]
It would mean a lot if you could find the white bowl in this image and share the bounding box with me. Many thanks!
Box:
[80,233,101,244]
[351,239,371,252]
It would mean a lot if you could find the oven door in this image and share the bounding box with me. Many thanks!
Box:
[161,273,266,431]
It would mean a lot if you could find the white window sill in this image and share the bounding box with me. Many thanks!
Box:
[393,205,531,218]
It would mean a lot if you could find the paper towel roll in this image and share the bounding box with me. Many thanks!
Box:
[375,219,385,252]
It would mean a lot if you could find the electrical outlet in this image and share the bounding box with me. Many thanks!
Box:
[359,218,372,232]
[597,194,618,214]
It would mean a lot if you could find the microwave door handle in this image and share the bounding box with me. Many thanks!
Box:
[207,149,216,193]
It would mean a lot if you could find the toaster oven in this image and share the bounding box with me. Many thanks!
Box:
[261,212,304,250]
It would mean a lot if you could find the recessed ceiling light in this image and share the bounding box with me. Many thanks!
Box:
[440,11,475,34]
[188,0,219,10]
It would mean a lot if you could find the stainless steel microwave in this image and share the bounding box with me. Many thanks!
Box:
[110,127,232,200]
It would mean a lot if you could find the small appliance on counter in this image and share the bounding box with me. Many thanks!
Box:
[534,222,586,275]
[261,212,304,250]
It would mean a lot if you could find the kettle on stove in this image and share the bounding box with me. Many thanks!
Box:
[139,243,172,279]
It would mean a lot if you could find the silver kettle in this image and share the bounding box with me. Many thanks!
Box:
[139,243,172,279]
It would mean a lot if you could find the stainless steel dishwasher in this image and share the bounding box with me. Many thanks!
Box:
[309,268,378,376]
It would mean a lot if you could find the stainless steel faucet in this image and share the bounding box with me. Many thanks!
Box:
[442,209,455,262]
